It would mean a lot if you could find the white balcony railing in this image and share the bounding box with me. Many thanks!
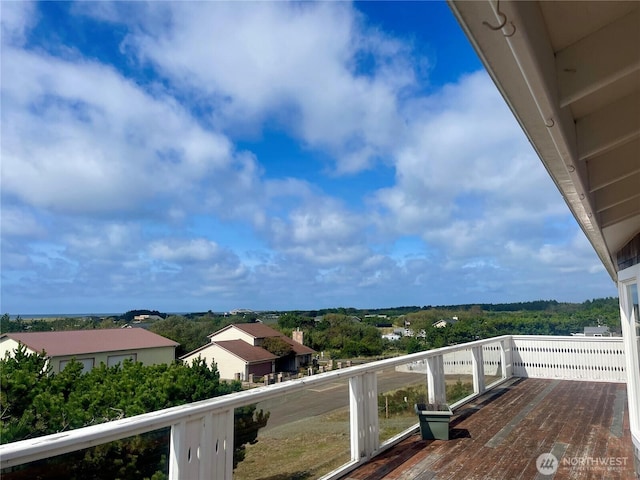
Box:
[0,335,629,479]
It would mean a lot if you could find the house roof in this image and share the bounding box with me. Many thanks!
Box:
[181,340,277,364]
[584,326,610,335]
[209,323,316,355]
[1,329,179,357]
[210,322,282,339]
[214,340,278,363]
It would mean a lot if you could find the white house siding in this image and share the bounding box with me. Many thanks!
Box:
[0,337,22,360]
[182,345,248,381]
[209,329,256,346]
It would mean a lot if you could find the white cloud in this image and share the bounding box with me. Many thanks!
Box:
[265,196,371,266]
[1,206,46,238]
[374,72,565,252]
[149,239,223,263]
[64,223,140,259]
[115,1,415,173]
[0,1,36,46]
[1,44,235,215]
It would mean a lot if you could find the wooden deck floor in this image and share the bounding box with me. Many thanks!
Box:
[344,378,637,480]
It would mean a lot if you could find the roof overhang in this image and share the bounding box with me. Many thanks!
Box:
[449,0,640,281]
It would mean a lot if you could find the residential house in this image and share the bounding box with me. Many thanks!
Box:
[181,323,316,381]
[181,339,277,381]
[0,328,179,373]
[432,317,459,329]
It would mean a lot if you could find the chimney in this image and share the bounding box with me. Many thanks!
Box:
[292,328,304,345]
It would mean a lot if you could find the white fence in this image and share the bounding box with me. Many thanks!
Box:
[397,341,504,377]
[511,335,626,382]
[0,335,627,479]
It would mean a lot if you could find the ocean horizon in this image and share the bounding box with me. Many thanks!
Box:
[7,313,192,320]
[8,313,121,320]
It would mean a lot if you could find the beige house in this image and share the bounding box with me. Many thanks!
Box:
[181,339,278,381]
[0,328,179,373]
[181,323,316,381]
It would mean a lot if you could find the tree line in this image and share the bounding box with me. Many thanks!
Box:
[1,297,621,359]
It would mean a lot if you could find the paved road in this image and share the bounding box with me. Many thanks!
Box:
[258,369,426,431]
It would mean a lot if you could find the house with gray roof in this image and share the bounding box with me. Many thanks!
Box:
[584,326,611,337]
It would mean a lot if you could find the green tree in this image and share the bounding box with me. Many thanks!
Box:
[261,337,294,357]
[1,351,269,478]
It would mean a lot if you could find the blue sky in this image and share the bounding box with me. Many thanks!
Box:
[1,1,617,315]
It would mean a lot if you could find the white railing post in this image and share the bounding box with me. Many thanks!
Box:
[349,372,379,461]
[471,346,485,394]
[426,355,446,405]
[500,338,511,379]
[169,409,234,479]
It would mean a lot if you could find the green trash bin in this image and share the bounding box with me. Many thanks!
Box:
[415,403,453,440]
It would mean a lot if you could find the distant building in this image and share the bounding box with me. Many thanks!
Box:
[133,314,164,322]
[382,333,401,341]
[433,318,459,329]
[228,309,255,316]
[0,329,179,373]
[180,323,316,381]
[584,326,611,337]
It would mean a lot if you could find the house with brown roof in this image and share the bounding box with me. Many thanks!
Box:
[180,323,316,381]
[0,329,179,373]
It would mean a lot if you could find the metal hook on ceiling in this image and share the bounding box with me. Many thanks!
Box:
[483,0,508,30]
[503,22,516,38]
[483,0,516,37]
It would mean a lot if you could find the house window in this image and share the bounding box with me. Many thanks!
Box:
[107,353,137,367]
[60,358,94,373]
